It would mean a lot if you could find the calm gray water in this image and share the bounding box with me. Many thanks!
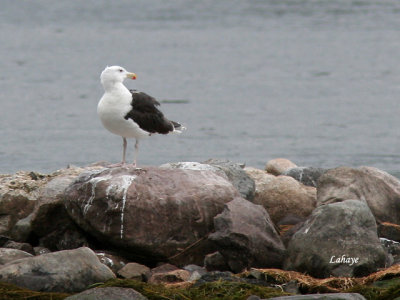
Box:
[1,0,400,177]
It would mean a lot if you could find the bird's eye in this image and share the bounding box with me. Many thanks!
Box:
[119,69,123,72]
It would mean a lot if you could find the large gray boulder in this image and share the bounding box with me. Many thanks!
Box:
[209,197,285,273]
[284,200,388,278]
[64,166,239,266]
[317,166,400,224]
[0,247,115,292]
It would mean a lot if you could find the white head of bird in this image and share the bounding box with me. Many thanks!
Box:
[100,66,137,91]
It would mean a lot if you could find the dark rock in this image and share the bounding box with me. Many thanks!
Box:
[117,262,151,281]
[64,166,239,266]
[378,222,400,242]
[64,287,148,300]
[10,214,33,242]
[0,247,115,292]
[0,235,10,247]
[31,175,90,251]
[38,224,89,251]
[280,222,304,248]
[204,251,230,271]
[0,248,33,265]
[197,271,235,284]
[245,167,316,224]
[209,197,285,273]
[317,166,400,224]
[283,167,327,187]
[202,159,255,201]
[380,238,400,264]
[3,240,34,255]
[267,293,366,300]
[284,200,388,278]
[96,251,129,274]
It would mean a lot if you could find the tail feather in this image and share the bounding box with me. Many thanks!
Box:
[171,120,186,133]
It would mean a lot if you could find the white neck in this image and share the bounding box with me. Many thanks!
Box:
[101,80,127,93]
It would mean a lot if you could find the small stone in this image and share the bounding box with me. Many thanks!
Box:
[204,251,230,271]
[117,262,151,281]
[148,268,190,284]
[33,246,51,255]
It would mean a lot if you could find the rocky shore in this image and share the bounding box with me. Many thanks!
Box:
[1,158,400,299]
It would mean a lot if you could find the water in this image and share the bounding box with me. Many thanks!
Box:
[1,0,400,177]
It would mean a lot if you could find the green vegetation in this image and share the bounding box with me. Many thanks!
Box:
[0,282,70,300]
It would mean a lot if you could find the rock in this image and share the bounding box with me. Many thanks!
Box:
[378,222,400,242]
[148,265,190,284]
[204,251,230,271]
[283,167,327,187]
[10,214,33,242]
[247,296,261,300]
[380,238,400,264]
[0,247,115,292]
[202,159,255,201]
[96,251,129,274]
[64,166,239,266]
[183,264,207,281]
[0,172,47,236]
[117,262,151,281]
[209,197,285,273]
[317,166,400,224]
[245,167,316,224]
[267,293,366,300]
[31,174,90,251]
[3,240,34,255]
[64,287,148,300]
[0,248,33,265]
[33,246,51,255]
[284,200,388,278]
[265,158,297,175]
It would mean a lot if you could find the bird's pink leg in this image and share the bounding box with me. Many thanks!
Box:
[132,139,139,167]
[108,137,127,168]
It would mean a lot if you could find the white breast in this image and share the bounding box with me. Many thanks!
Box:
[97,86,150,139]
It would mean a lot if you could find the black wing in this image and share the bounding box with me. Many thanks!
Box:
[124,90,175,134]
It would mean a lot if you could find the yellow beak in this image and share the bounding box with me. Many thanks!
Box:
[126,72,137,80]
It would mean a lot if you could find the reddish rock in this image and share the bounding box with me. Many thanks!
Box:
[245,167,316,224]
[149,269,190,284]
[209,197,286,273]
[64,166,239,266]
[265,158,297,175]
